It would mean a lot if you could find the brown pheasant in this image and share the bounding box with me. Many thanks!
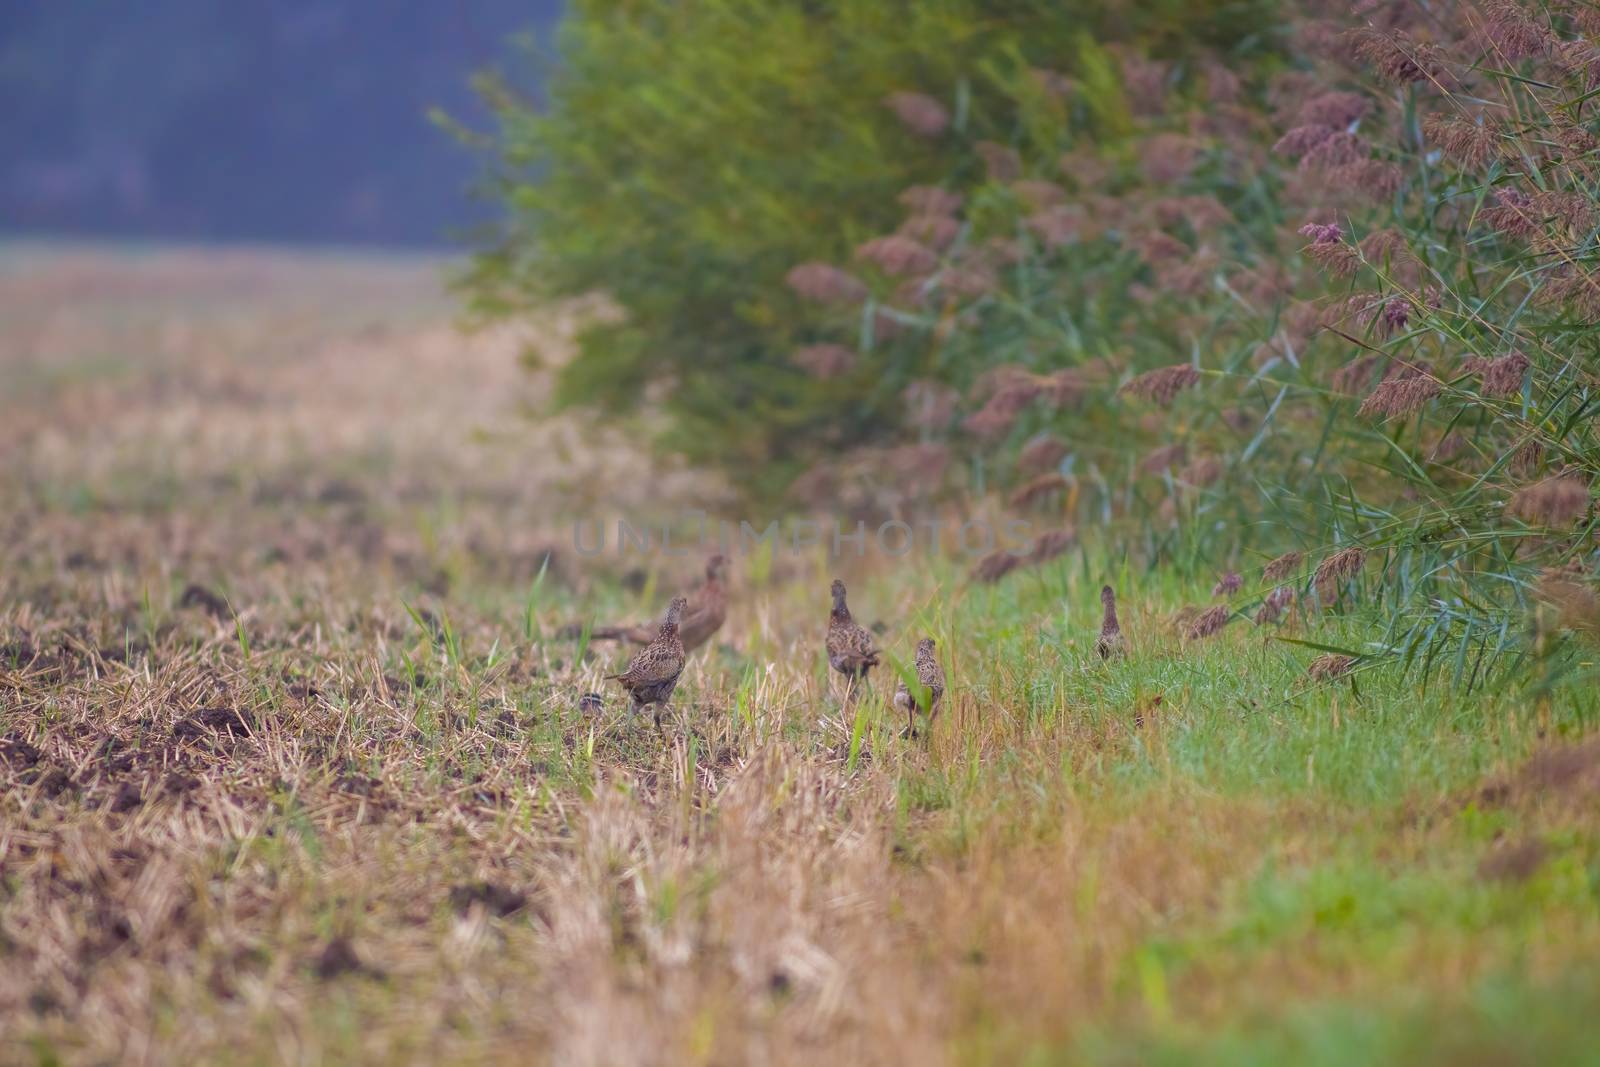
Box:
[894,637,946,738]
[573,554,728,653]
[1094,584,1125,660]
[607,596,687,728]
[825,578,880,700]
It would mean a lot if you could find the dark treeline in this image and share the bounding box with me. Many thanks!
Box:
[0,1,560,247]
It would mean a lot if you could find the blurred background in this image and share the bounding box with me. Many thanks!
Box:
[1,1,559,246]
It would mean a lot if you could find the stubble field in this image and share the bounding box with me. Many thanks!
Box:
[2,245,1598,1066]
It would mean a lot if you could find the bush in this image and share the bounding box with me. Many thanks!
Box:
[460,0,1284,496]
[780,0,1599,685]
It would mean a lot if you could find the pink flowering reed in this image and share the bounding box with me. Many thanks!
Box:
[1303,227,1361,277]
[854,235,938,277]
[1030,68,1074,101]
[1132,230,1191,267]
[902,379,960,429]
[1274,125,1339,160]
[1026,207,1083,249]
[1141,443,1187,474]
[1154,248,1220,300]
[1180,455,1224,488]
[1354,30,1444,85]
[1302,132,1371,172]
[1538,269,1600,319]
[1331,355,1382,395]
[962,383,1039,439]
[1057,149,1111,191]
[1358,367,1440,420]
[1220,407,1255,433]
[1140,133,1201,184]
[1467,351,1530,397]
[1482,189,1537,239]
[1119,52,1170,116]
[1040,369,1085,408]
[1511,440,1544,477]
[878,443,950,497]
[1430,432,1468,462]
[1185,604,1232,640]
[970,550,1022,584]
[1205,62,1242,105]
[1306,653,1355,681]
[870,307,907,343]
[1357,229,1416,276]
[1297,91,1372,129]
[1213,572,1243,598]
[1263,551,1303,582]
[1313,546,1366,599]
[1121,363,1202,406]
[898,186,963,217]
[1256,584,1295,624]
[1230,264,1293,307]
[1009,473,1070,508]
[1019,433,1070,473]
[938,264,999,300]
[898,213,961,252]
[1333,160,1404,203]
[1477,0,1552,60]
[1423,114,1499,170]
[790,343,858,379]
[1025,528,1076,564]
[1148,195,1233,234]
[1536,562,1599,634]
[1508,475,1592,526]
[885,92,949,137]
[1011,179,1068,210]
[1533,191,1596,231]
[786,263,868,304]
[975,141,1022,182]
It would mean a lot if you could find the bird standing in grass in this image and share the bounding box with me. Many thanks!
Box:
[1095,584,1125,660]
[607,596,687,729]
[569,554,729,653]
[826,578,880,702]
[894,637,945,739]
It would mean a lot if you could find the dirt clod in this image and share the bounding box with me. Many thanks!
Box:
[110,781,143,813]
[449,881,528,917]
[314,937,380,980]
[1478,839,1549,883]
[172,707,249,740]
[178,583,232,620]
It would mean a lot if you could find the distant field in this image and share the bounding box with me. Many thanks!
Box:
[2,247,1598,1065]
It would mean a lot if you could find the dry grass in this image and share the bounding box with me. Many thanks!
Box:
[3,246,1599,1066]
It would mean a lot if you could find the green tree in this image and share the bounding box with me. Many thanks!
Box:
[460,0,1282,497]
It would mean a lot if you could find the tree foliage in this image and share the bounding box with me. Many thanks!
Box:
[461,0,1283,494]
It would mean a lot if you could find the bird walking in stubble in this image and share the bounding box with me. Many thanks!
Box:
[1095,584,1125,660]
[607,595,687,729]
[825,579,880,704]
[894,637,945,739]
[570,554,729,654]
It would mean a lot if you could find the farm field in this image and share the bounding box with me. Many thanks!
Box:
[3,246,1599,1065]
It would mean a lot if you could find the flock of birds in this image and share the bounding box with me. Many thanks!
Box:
[585,553,1126,737]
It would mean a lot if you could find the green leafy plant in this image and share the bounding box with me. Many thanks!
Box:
[458,0,1284,496]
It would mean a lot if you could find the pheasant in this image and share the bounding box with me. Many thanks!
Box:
[607,596,687,728]
[571,554,728,653]
[826,578,880,701]
[894,637,945,738]
[1094,584,1125,660]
